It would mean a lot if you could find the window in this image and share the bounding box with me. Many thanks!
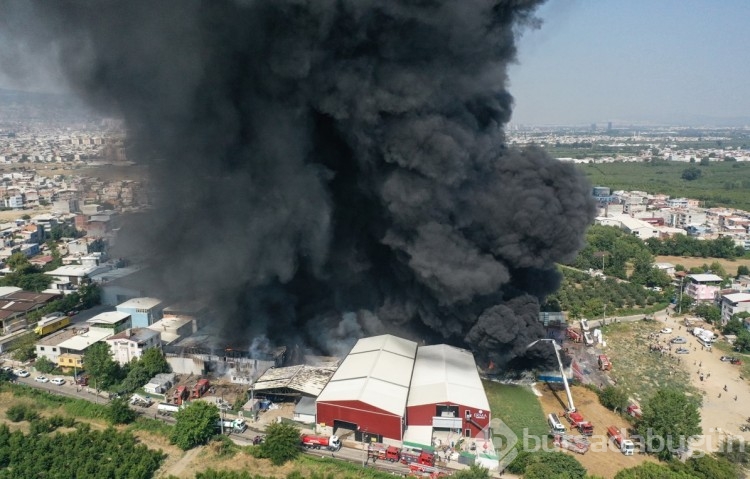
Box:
[52,348,56,352]
[465,429,471,438]
[39,347,45,351]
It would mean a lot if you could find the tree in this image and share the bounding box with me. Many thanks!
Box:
[83,342,120,390]
[614,462,685,479]
[255,422,301,465]
[672,454,738,479]
[139,348,170,377]
[171,401,219,450]
[723,317,745,336]
[681,167,702,181]
[638,388,701,460]
[693,303,721,324]
[107,397,137,425]
[738,265,750,277]
[506,451,586,478]
[11,332,37,362]
[449,466,490,479]
[6,252,30,270]
[34,356,57,374]
[734,330,750,353]
[717,438,750,467]
[597,386,629,412]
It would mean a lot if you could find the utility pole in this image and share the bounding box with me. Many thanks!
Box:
[362,429,368,467]
[678,276,684,315]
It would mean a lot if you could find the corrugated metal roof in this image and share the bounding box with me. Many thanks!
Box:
[408,344,490,411]
[316,334,417,416]
[252,365,337,397]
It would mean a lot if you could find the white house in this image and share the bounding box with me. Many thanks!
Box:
[719,293,750,325]
[104,327,161,366]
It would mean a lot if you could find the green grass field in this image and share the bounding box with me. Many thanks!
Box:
[483,380,548,439]
[576,160,750,211]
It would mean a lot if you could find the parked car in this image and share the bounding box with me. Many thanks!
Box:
[670,337,687,344]
[720,356,736,362]
[14,370,30,378]
[675,348,690,354]
[660,328,673,334]
[0,366,13,372]
[35,375,49,383]
[50,378,65,386]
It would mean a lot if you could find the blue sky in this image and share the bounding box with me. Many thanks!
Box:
[508,0,750,126]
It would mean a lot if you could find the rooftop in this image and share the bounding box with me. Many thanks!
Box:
[87,311,131,325]
[688,273,724,283]
[316,334,417,416]
[252,365,337,397]
[106,327,160,344]
[116,297,162,310]
[36,327,80,346]
[722,293,750,304]
[57,328,113,352]
[408,344,490,411]
[44,264,105,278]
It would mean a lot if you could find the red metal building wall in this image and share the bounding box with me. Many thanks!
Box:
[317,400,404,441]
[407,403,491,437]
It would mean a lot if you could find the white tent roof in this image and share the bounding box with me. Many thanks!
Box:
[408,344,490,411]
[316,334,417,416]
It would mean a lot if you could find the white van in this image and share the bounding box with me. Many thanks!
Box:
[548,413,566,434]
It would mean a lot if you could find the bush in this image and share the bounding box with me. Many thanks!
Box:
[6,404,39,422]
[507,451,586,478]
[107,397,137,425]
[34,357,57,374]
[257,422,300,465]
[597,386,629,413]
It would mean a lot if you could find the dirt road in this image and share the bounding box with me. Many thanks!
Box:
[654,310,749,453]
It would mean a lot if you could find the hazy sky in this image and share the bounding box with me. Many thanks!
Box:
[508,0,750,126]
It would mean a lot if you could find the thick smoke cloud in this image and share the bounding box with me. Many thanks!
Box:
[0,0,596,366]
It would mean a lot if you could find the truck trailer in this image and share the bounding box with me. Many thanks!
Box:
[300,434,341,451]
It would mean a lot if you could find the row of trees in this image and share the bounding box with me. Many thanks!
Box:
[83,343,171,392]
[645,235,745,260]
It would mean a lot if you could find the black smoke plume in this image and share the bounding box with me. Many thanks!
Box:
[0,1,596,366]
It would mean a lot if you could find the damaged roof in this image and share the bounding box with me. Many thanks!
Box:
[252,364,338,397]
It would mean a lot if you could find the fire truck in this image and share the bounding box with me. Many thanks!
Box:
[400,448,435,467]
[367,443,402,462]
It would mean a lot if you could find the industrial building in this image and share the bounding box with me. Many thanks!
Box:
[315,334,492,448]
[316,335,417,443]
[404,344,491,447]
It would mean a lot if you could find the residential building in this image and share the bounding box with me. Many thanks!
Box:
[105,327,161,365]
[116,297,163,328]
[87,311,132,334]
[35,328,79,364]
[685,274,724,302]
[56,327,114,369]
[719,293,750,325]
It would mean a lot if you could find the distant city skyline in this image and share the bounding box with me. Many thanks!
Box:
[509,0,750,127]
